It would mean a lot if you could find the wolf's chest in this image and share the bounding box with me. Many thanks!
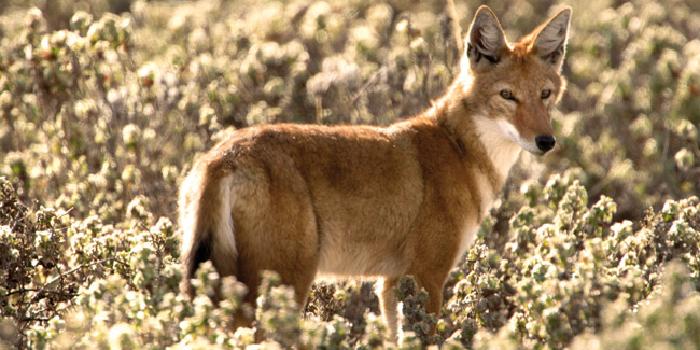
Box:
[452,172,497,267]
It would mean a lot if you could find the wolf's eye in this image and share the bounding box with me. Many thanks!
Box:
[500,89,516,101]
[541,89,552,99]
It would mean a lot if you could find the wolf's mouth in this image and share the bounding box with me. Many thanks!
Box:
[525,148,546,156]
[517,139,546,155]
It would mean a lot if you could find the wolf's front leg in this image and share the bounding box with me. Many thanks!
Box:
[420,278,444,316]
[414,269,450,332]
[376,277,399,341]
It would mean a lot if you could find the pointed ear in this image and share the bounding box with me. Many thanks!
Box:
[465,5,507,69]
[533,8,572,70]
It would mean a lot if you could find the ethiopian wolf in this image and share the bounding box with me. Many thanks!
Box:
[179,5,572,339]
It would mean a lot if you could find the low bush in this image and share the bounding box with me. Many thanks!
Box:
[1,0,698,348]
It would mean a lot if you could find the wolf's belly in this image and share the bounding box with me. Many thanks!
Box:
[315,220,408,278]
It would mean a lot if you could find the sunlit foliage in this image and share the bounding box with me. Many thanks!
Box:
[0,0,698,348]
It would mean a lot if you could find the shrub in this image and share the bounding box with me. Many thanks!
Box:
[0,0,698,348]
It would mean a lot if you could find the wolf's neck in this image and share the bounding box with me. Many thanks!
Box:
[428,82,521,188]
[471,116,522,182]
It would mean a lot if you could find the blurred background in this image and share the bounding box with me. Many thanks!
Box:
[0,0,699,348]
[0,0,698,221]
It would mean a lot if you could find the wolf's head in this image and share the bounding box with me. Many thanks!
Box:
[458,5,571,156]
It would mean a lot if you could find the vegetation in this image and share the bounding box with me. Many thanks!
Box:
[0,0,698,348]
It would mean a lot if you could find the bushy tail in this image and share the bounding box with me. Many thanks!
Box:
[179,159,237,297]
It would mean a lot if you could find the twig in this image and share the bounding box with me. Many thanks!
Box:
[350,67,388,105]
[446,0,463,53]
[0,259,116,299]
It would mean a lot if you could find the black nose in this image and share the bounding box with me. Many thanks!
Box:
[535,135,556,153]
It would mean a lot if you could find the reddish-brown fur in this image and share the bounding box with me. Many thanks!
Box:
[179,5,571,340]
